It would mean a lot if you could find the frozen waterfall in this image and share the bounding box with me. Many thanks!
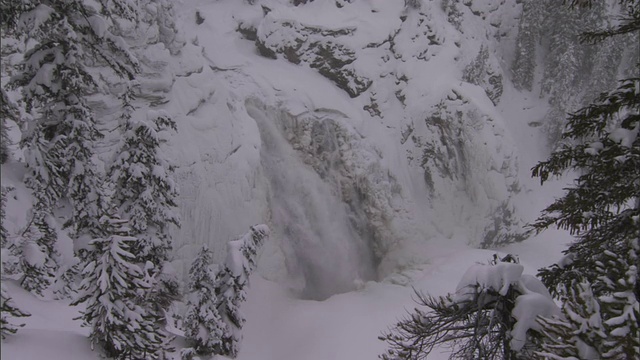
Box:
[247,101,377,300]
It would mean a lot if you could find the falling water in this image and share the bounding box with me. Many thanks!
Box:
[246,101,376,300]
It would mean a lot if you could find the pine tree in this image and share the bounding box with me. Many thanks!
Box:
[512,0,547,91]
[597,242,639,358]
[536,281,606,359]
[213,225,270,358]
[379,255,554,360]
[1,284,31,339]
[72,214,168,359]
[183,246,227,357]
[0,187,8,249]
[110,110,179,264]
[0,187,22,278]
[109,109,180,330]
[0,88,17,164]
[237,225,270,280]
[18,209,58,296]
[10,0,138,238]
[215,266,245,357]
[532,76,639,296]
[536,242,639,359]
[532,1,640,358]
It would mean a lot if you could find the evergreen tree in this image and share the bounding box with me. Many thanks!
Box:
[18,209,58,296]
[213,225,270,358]
[532,1,640,358]
[0,88,17,164]
[536,241,639,359]
[237,225,269,280]
[109,110,179,264]
[215,266,245,357]
[512,0,547,91]
[0,187,22,278]
[536,281,606,359]
[109,109,180,329]
[379,255,554,359]
[532,76,639,296]
[72,214,169,359]
[0,187,8,249]
[570,0,640,43]
[183,246,227,357]
[10,0,138,238]
[1,284,31,339]
[512,0,632,145]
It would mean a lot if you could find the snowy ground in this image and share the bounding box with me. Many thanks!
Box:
[1,228,571,360]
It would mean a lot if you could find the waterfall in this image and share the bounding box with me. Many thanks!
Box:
[246,101,376,300]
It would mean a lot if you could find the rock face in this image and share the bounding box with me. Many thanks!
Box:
[403,85,525,249]
[255,16,372,98]
[155,0,542,298]
[463,46,503,105]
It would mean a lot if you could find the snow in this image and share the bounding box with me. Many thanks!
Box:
[609,123,639,148]
[1,0,582,358]
[449,259,560,352]
[453,262,524,302]
[23,241,47,268]
[0,240,568,360]
[511,292,559,351]
[88,15,107,38]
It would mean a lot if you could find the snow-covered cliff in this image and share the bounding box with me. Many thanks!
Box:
[148,0,541,299]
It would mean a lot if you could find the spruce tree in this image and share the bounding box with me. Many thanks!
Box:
[210,225,269,358]
[109,110,179,264]
[10,0,138,238]
[532,1,640,358]
[109,109,180,329]
[183,246,227,357]
[215,266,245,357]
[0,88,16,164]
[72,214,168,359]
[512,0,547,91]
[536,242,639,359]
[532,74,639,296]
[0,187,22,278]
[18,209,58,296]
[536,281,606,359]
[379,255,554,360]
[0,187,8,249]
[1,284,31,339]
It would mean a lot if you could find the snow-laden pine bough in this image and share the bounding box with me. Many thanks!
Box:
[379,255,559,360]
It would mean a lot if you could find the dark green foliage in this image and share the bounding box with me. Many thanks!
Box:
[536,242,639,359]
[183,246,227,356]
[109,108,181,330]
[19,210,58,296]
[0,88,17,164]
[532,76,640,297]
[109,110,179,263]
[214,265,244,357]
[211,225,270,358]
[1,284,31,339]
[532,2,640,357]
[536,281,605,359]
[0,187,8,248]
[380,288,526,360]
[72,214,169,359]
[532,77,639,359]
[511,0,546,91]
[0,187,22,277]
[379,256,540,360]
[11,0,139,239]
[512,0,636,144]
[568,0,640,43]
